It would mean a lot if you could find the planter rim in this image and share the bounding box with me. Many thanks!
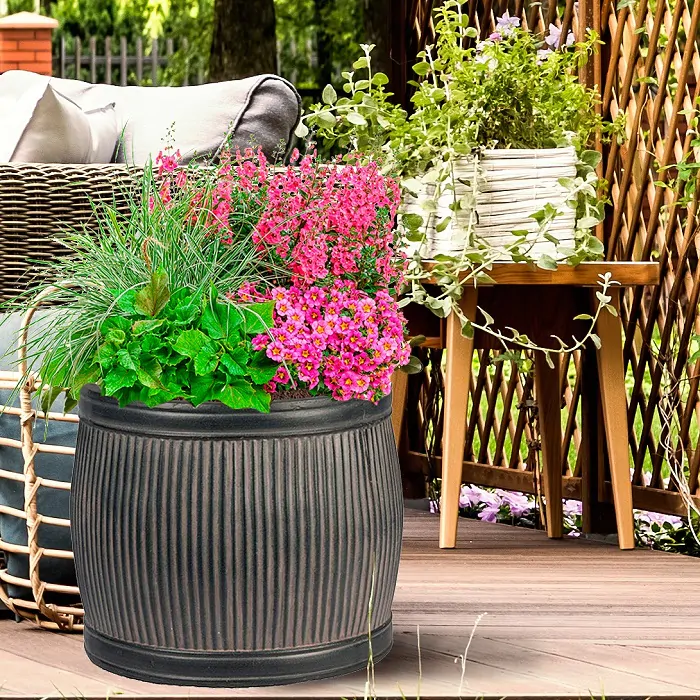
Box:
[78,384,392,438]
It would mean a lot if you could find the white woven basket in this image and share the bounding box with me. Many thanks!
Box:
[401,147,578,260]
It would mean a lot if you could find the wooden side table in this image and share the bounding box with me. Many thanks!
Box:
[393,261,660,550]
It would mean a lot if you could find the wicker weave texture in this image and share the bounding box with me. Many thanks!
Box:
[0,291,82,631]
[0,164,140,301]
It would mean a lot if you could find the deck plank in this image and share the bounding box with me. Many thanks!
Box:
[1,509,699,699]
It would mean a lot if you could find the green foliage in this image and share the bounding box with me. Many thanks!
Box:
[298,42,408,161]
[50,0,150,42]
[8,160,278,413]
[90,286,276,410]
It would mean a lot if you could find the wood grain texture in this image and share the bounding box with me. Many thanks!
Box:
[534,353,564,539]
[1,511,699,699]
[440,287,478,548]
[423,262,660,287]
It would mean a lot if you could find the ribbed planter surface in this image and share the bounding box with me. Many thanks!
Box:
[71,386,403,687]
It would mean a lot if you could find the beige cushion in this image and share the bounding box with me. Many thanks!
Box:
[0,70,301,165]
[0,75,118,164]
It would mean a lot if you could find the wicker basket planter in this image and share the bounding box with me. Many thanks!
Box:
[72,385,403,687]
[401,147,577,259]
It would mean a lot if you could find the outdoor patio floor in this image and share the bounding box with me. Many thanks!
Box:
[1,509,700,699]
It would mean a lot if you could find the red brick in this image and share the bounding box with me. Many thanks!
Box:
[11,40,46,51]
[0,40,18,50]
[20,61,52,75]
[33,30,52,41]
[32,51,52,62]
[3,50,36,61]
[0,61,21,70]
[0,29,39,40]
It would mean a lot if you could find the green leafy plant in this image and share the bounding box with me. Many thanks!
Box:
[68,283,277,411]
[6,157,278,413]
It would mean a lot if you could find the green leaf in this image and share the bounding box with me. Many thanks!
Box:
[413,61,431,76]
[322,84,337,105]
[105,327,127,346]
[590,333,602,350]
[294,121,309,138]
[536,255,558,271]
[372,72,389,86]
[114,289,138,314]
[190,375,217,406]
[104,365,137,395]
[201,298,243,340]
[573,313,594,321]
[40,385,64,415]
[241,301,274,335]
[248,353,278,385]
[215,379,271,412]
[316,110,337,128]
[142,333,164,353]
[220,351,247,377]
[400,355,423,375]
[134,269,170,318]
[142,388,178,407]
[96,342,119,369]
[136,357,163,389]
[173,329,210,358]
[346,111,367,126]
[581,150,602,168]
[117,348,139,372]
[132,318,164,336]
[194,344,220,376]
[402,213,424,230]
[352,56,369,69]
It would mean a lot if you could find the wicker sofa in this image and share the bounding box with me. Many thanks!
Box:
[0,163,142,301]
[0,163,141,629]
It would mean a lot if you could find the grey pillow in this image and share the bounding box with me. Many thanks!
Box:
[0,70,302,165]
[0,74,119,164]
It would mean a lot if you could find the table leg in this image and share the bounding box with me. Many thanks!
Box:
[534,352,564,539]
[439,287,478,549]
[595,288,635,550]
[391,370,409,447]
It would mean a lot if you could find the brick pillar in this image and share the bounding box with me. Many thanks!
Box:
[0,12,58,76]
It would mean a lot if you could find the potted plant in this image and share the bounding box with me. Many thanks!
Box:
[299,2,619,351]
[7,148,409,686]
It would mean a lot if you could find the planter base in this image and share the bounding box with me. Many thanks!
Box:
[84,620,394,687]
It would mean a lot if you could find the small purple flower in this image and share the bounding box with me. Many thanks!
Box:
[496,11,521,34]
[642,510,683,528]
[489,31,502,41]
[545,23,575,49]
[536,48,552,64]
[478,504,501,522]
[563,499,582,516]
[497,490,535,518]
[459,484,485,509]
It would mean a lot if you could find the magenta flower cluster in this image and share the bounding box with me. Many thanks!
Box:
[241,282,410,402]
[234,149,402,290]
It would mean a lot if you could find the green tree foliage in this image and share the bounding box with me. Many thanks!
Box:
[35,0,368,91]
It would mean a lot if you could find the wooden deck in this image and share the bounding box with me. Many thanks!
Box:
[1,509,700,699]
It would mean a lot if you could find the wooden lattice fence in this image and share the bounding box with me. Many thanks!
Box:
[401,0,700,522]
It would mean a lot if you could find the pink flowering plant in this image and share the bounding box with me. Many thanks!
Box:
[10,145,411,413]
[223,149,411,402]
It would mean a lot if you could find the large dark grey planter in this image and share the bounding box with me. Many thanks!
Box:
[71,385,403,687]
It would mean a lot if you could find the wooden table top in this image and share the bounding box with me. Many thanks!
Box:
[424,261,660,287]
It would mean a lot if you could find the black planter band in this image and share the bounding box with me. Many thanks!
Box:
[85,621,394,687]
